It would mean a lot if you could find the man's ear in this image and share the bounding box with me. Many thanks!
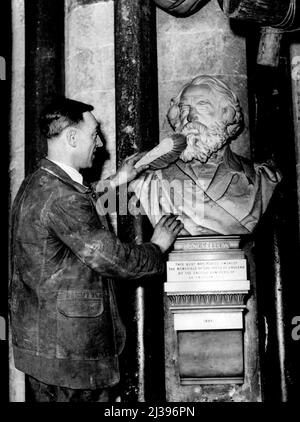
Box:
[66,128,77,148]
[222,105,236,124]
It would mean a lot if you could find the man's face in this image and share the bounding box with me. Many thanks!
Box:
[176,84,227,163]
[179,84,223,129]
[75,112,103,169]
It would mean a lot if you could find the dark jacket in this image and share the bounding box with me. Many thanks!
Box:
[9,158,164,389]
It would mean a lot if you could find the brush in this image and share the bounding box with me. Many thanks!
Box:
[134,134,187,170]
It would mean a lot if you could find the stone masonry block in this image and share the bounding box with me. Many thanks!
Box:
[66,2,114,52]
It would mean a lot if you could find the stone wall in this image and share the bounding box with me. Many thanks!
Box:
[10,0,25,202]
[157,0,250,158]
[9,0,25,403]
[65,0,251,184]
[65,0,116,180]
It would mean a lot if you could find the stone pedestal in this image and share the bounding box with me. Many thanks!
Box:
[164,236,261,401]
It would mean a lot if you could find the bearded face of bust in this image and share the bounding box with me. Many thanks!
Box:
[167,77,244,163]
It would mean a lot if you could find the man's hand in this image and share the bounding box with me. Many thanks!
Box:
[109,152,149,188]
[150,214,184,253]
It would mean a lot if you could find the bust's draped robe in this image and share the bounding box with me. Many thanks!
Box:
[129,146,281,235]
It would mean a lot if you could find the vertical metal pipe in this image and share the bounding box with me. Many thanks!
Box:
[257,27,283,67]
[114,0,159,402]
[25,0,64,175]
[272,229,288,402]
[135,286,145,401]
[290,43,300,239]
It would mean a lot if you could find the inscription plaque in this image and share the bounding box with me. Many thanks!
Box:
[178,330,244,384]
[167,259,247,282]
[173,236,240,251]
[174,311,243,330]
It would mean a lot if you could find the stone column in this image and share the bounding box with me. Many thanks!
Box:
[24,0,64,175]
[114,0,160,402]
[9,0,65,401]
[9,0,25,403]
[10,0,25,205]
[290,42,300,239]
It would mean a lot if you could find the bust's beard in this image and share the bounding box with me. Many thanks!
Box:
[177,121,228,163]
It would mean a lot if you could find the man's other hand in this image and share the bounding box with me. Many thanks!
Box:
[150,214,184,253]
[109,152,149,188]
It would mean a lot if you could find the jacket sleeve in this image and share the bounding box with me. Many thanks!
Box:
[46,192,165,280]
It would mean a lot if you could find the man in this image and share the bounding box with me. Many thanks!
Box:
[9,97,183,402]
[130,75,281,235]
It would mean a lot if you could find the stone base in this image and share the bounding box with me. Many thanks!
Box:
[164,235,262,401]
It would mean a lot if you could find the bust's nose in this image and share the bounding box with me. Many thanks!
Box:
[187,107,198,122]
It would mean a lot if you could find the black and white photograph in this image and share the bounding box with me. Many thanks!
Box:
[3,0,300,406]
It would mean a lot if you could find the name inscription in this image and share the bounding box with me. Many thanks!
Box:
[167,259,247,282]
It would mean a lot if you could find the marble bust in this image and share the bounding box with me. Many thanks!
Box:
[130,75,281,235]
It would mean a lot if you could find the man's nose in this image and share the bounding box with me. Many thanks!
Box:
[96,135,103,148]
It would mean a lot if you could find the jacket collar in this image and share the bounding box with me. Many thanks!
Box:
[175,145,256,201]
[39,158,92,194]
[177,145,256,185]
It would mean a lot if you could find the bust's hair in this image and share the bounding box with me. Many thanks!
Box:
[167,75,244,140]
[40,97,94,140]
